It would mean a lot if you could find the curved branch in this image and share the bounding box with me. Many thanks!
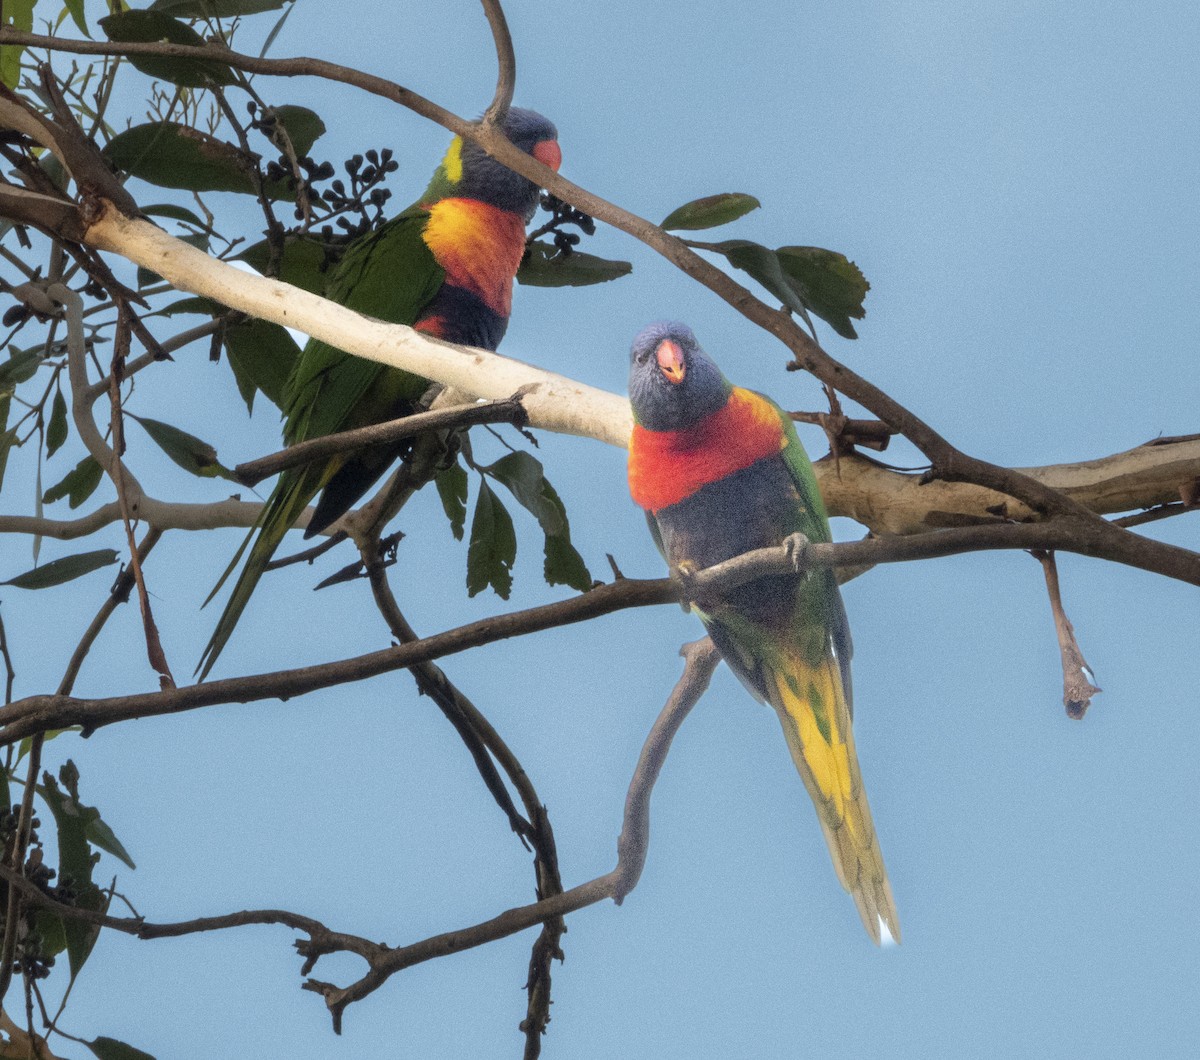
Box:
[479,0,516,127]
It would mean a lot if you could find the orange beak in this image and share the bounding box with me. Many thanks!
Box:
[532,139,562,172]
[656,339,686,384]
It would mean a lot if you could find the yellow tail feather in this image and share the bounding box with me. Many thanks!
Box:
[769,655,900,945]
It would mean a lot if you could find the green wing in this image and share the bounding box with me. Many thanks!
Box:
[197,206,445,680]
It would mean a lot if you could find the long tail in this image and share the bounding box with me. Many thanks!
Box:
[196,471,317,681]
[767,652,900,945]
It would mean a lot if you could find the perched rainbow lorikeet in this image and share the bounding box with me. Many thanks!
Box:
[198,108,561,679]
[626,321,899,944]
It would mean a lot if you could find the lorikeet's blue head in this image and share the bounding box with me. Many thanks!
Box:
[458,107,560,220]
[629,321,732,432]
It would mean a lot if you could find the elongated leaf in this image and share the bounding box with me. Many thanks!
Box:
[223,318,301,413]
[435,461,468,541]
[2,549,118,589]
[0,390,14,492]
[709,239,810,316]
[518,241,632,287]
[775,245,869,339]
[18,727,82,764]
[661,192,761,231]
[105,122,288,199]
[484,452,592,591]
[88,1039,157,1060]
[142,202,208,229]
[151,0,288,14]
[466,480,516,599]
[0,346,42,386]
[63,0,89,37]
[0,0,35,89]
[237,235,327,292]
[46,387,69,456]
[42,455,103,508]
[130,414,232,478]
[100,11,235,87]
[271,105,326,158]
[39,766,108,977]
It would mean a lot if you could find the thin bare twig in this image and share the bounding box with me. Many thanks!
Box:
[1031,550,1101,719]
[614,637,721,901]
[235,395,529,487]
[479,0,516,127]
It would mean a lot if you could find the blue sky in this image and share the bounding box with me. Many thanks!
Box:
[1,0,1197,1056]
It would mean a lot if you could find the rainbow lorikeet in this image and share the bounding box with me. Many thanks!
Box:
[626,321,899,944]
[198,108,561,679]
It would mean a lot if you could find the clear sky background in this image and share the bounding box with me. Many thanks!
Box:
[1,1,1198,1057]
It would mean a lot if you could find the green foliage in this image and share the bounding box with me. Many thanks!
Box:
[42,455,103,508]
[129,414,233,479]
[0,0,36,89]
[99,11,236,88]
[661,192,761,231]
[466,479,516,598]
[46,387,69,457]
[87,1039,158,1060]
[270,105,326,158]
[1,549,119,590]
[151,0,290,15]
[223,316,302,413]
[518,241,632,287]
[435,462,469,541]
[104,122,287,198]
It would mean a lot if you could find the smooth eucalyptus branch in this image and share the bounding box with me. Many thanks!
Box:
[235,394,530,487]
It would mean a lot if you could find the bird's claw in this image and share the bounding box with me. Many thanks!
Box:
[783,532,811,573]
[671,560,700,611]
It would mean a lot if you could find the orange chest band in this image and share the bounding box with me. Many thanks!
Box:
[628,388,785,512]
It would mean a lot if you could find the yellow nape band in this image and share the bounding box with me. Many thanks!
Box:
[442,137,463,184]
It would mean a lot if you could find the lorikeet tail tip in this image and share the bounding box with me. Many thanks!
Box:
[769,652,901,945]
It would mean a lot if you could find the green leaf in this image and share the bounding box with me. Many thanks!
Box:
[130,414,232,478]
[271,105,326,158]
[18,727,82,764]
[45,386,68,457]
[85,813,137,870]
[2,549,118,589]
[151,0,288,15]
[466,480,516,599]
[42,455,103,508]
[237,234,327,292]
[0,346,42,386]
[0,390,14,492]
[0,0,35,89]
[104,122,287,198]
[62,0,89,37]
[142,202,208,229]
[775,246,869,339]
[518,241,632,288]
[99,11,235,87]
[435,461,468,541]
[87,1038,157,1060]
[483,452,592,591]
[39,765,109,977]
[34,908,68,959]
[158,295,220,317]
[709,239,810,317]
[661,192,761,231]
[223,317,301,413]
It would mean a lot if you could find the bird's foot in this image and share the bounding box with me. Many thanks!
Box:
[670,560,700,612]
[782,532,811,573]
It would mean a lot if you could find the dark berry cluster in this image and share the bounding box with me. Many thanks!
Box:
[0,809,61,982]
[534,192,597,256]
